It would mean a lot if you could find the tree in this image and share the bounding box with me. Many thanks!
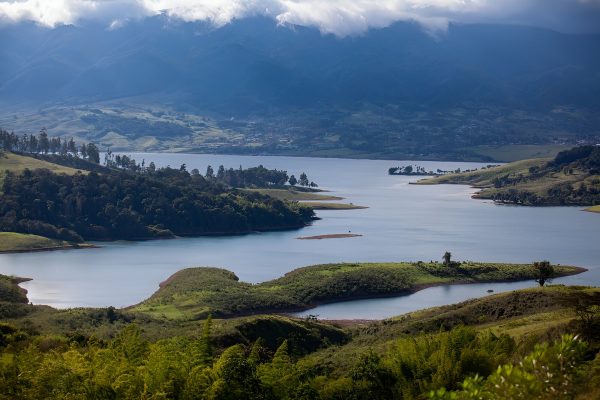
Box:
[197,315,213,367]
[80,143,88,159]
[289,175,297,186]
[443,251,452,267]
[38,128,49,154]
[404,165,413,174]
[205,165,214,179]
[534,260,554,287]
[217,165,225,180]
[299,172,309,186]
[86,143,100,164]
[67,138,77,155]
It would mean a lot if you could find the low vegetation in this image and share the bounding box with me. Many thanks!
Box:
[0,232,91,253]
[243,188,342,201]
[0,274,29,304]
[133,261,584,319]
[299,202,367,210]
[0,152,83,187]
[419,145,600,206]
[1,282,598,399]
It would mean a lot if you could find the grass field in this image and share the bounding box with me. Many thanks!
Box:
[0,232,81,253]
[132,261,584,320]
[243,188,342,201]
[417,156,600,206]
[585,205,600,213]
[465,144,571,162]
[298,201,367,210]
[0,152,83,175]
[303,285,599,372]
[416,158,547,187]
[0,152,85,187]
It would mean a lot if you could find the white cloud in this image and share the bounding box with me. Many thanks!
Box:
[0,0,599,35]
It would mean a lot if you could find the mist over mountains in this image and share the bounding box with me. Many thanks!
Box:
[1,16,599,160]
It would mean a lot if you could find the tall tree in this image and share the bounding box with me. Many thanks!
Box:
[534,261,554,287]
[443,251,452,267]
[38,128,49,154]
[205,165,214,179]
[86,143,100,164]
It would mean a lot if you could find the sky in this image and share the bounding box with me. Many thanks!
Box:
[0,0,599,36]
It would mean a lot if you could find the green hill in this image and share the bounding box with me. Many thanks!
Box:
[132,261,585,319]
[0,151,84,187]
[1,281,598,399]
[418,145,600,206]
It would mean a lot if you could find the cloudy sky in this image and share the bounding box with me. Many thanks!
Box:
[1,0,599,35]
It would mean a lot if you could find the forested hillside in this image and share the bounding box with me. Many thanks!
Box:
[0,164,313,241]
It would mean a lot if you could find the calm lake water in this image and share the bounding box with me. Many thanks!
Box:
[1,153,598,319]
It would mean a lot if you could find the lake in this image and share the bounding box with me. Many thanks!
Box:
[1,153,598,318]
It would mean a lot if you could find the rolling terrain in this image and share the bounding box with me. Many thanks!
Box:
[1,18,599,160]
[418,145,600,206]
[132,262,584,319]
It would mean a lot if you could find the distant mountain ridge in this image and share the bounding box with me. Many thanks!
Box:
[1,17,599,159]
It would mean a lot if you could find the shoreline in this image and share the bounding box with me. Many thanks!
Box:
[284,268,588,316]
[0,222,316,254]
[297,233,363,240]
[0,243,99,254]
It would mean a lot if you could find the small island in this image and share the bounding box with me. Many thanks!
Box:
[297,233,363,240]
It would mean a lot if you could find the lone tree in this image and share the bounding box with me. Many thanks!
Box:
[443,251,452,267]
[534,260,554,287]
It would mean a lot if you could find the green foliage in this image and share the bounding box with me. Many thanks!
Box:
[135,262,583,319]
[0,165,314,241]
[0,275,28,304]
[534,260,555,287]
[1,288,598,399]
[429,334,589,400]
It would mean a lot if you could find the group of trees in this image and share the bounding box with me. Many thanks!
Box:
[0,128,100,164]
[0,165,314,242]
[388,165,437,176]
[0,321,595,400]
[205,165,316,188]
[103,152,317,189]
[441,252,555,287]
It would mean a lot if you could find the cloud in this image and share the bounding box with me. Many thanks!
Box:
[0,0,599,35]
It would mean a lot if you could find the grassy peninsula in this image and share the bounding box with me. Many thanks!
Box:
[133,261,585,319]
[586,205,600,213]
[418,145,600,206]
[243,188,342,201]
[0,232,94,253]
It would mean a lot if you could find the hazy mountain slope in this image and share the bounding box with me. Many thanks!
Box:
[1,17,599,159]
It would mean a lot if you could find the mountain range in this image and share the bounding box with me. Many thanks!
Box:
[1,16,599,160]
